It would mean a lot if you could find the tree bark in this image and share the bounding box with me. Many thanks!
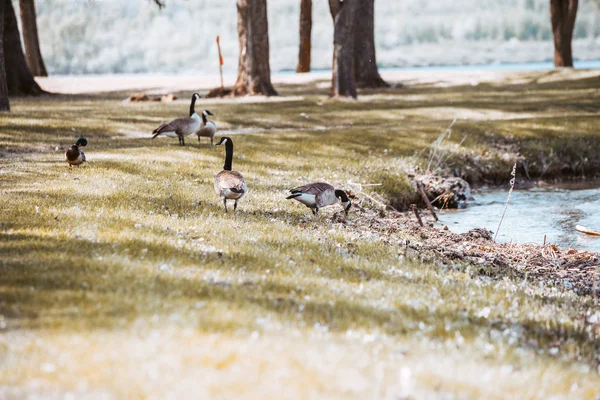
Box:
[354,0,387,88]
[550,0,578,67]
[3,0,43,95]
[329,0,358,98]
[296,0,311,73]
[19,0,47,77]
[0,0,9,111]
[232,0,250,96]
[232,0,277,96]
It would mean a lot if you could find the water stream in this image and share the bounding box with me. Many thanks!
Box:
[439,183,600,252]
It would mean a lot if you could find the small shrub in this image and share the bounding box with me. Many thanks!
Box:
[367,168,419,211]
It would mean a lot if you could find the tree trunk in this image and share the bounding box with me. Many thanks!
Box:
[354,0,387,88]
[296,0,311,73]
[232,0,250,96]
[329,0,358,98]
[0,0,9,111]
[3,0,43,95]
[19,0,47,77]
[550,0,578,67]
[232,0,277,96]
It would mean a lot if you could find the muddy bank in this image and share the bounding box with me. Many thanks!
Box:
[341,200,600,297]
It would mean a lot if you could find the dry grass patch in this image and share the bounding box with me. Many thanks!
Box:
[1,70,600,397]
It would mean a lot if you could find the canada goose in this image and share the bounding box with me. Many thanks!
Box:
[65,137,88,167]
[286,182,351,216]
[214,137,246,213]
[196,110,217,145]
[151,93,201,146]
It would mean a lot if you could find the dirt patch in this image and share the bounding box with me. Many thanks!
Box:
[339,198,600,297]
[205,87,233,98]
[125,93,178,102]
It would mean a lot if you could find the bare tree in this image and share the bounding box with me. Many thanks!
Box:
[19,0,47,76]
[354,0,387,88]
[233,0,277,96]
[329,0,386,98]
[329,0,359,98]
[550,0,578,67]
[296,0,312,73]
[3,0,43,95]
[0,0,9,111]
[233,0,250,96]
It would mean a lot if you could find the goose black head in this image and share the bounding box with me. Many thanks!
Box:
[216,137,231,146]
[335,190,352,216]
[190,93,201,116]
[203,110,214,117]
[75,137,88,147]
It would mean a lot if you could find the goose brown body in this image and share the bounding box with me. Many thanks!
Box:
[152,93,201,146]
[287,182,351,216]
[196,110,217,145]
[214,170,247,200]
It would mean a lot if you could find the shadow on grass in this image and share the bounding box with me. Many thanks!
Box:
[1,226,599,366]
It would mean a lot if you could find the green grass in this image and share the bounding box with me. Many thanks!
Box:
[1,70,600,398]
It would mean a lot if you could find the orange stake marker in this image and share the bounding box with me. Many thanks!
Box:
[216,36,224,90]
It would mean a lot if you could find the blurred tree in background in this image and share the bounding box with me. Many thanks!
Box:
[550,0,578,67]
[0,0,8,111]
[354,0,387,88]
[296,0,312,73]
[329,0,386,98]
[233,0,277,96]
[19,0,47,76]
[1,0,43,110]
[329,0,358,98]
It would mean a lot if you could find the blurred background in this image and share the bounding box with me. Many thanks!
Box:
[28,0,600,75]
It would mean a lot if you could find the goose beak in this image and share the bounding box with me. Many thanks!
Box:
[206,110,214,116]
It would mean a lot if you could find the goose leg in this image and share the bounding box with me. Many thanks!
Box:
[211,137,214,146]
[223,197,228,213]
[312,207,318,216]
[234,200,238,212]
[179,136,185,146]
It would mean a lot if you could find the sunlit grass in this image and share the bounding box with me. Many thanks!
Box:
[1,71,600,398]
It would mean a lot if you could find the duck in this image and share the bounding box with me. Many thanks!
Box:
[286,182,351,216]
[196,110,217,145]
[151,93,201,146]
[65,137,88,167]
[214,137,247,213]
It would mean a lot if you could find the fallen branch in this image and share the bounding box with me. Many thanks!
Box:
[417,182,438,221]
[411,204,424,227]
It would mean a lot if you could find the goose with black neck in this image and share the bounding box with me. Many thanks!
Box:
[286,182,351,217]
[151,93,201,146]
[214,137,247,213]
[196,110,217,146]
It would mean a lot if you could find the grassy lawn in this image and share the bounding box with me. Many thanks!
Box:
[1,70,599,398]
